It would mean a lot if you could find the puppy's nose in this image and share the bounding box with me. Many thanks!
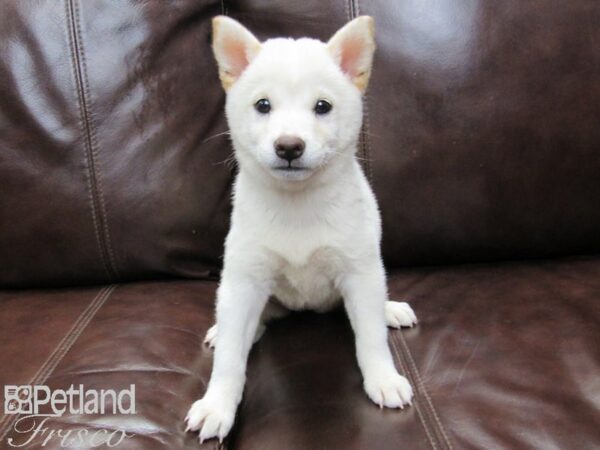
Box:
[274,135,305,162]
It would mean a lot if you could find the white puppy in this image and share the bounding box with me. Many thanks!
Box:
[185,16,417,443]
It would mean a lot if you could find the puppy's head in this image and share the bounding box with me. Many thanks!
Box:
[212,16,375,184]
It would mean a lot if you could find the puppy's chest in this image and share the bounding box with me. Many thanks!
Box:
[271,247,343,312]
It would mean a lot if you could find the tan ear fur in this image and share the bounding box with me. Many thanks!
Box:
[327,16,376,92]
[212,16,261,90]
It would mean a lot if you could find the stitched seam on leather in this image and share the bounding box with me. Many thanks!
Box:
[356,0,373,184]
[213,0,227,432]
[361,92,373,183]
[393,333,448,450]
[346,0,373,184]
[73,0,119,279]
[214,6,231,449]
[390,334,438,450]
[394,340,441,449]
[397,333,454,450]
[0,286,116,442]
[67,0,118,282]
[65,0,109,280]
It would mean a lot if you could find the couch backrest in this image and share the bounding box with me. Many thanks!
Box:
[1,0,599,288]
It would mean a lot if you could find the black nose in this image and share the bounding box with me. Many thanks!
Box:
[274,136,305,162]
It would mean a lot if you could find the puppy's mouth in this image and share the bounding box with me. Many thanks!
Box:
[273,165,308,172]
[272,159,312,171]
[269,162,314,181]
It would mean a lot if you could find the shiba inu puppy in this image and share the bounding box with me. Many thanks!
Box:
[185,15,417,443]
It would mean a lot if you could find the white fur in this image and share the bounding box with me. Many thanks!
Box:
[185,16,417,443]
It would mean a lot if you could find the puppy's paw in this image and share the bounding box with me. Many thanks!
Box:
[203,325,217,348]
[385,301,418,328]
[364,371,414,409]
[185,396,236,443]
[203,323,267,349]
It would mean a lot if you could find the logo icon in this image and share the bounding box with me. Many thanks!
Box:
[4,386,32,414]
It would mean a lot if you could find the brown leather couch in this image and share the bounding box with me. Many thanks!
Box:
[1,1,599,449]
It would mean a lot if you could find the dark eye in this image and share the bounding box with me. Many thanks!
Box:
[314,99,332,115]
[254,98,271,114]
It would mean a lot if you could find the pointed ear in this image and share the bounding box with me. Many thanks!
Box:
[212,16,261,90]
[327,16,376,92]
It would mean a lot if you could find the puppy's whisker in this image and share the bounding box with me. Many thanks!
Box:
[225,156,238,170]
[202,130,232,144]
[213,153,237,167]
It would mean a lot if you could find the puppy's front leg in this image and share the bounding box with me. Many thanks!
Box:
[340,262,413,408]
[186,273,269,442]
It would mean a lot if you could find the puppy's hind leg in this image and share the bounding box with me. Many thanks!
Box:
[261,298,290,322]
[204,298,289,349]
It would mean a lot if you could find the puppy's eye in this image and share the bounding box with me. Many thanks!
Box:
[254,98,271,114]
[314,99,332,115]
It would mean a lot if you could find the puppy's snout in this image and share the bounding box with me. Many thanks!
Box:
[274,135,305,162]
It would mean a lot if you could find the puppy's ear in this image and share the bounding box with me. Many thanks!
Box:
[212,16,261,90]
[327,16,375,92]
